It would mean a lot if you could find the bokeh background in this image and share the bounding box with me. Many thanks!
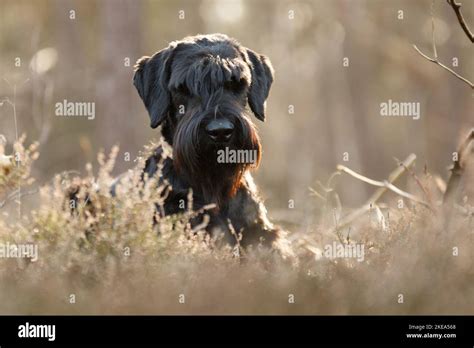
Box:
[0,0,472,224]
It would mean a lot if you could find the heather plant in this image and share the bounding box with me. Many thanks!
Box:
[0,135,38,203]
[0,134,472,314]
[0,128,474,314]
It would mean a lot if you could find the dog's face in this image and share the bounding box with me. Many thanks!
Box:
[133,34,274,205]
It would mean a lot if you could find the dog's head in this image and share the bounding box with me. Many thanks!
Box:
[133,34,274,205]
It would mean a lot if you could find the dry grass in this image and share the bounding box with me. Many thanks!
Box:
[0,137,473,315]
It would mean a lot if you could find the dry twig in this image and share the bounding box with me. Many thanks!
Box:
[336,162,430,208]
[333,154,423,231]
[395,157,436,209]
[443,128,474,204]
[413,0,474,89]
[447,0,474,42]
[413,45,474,89]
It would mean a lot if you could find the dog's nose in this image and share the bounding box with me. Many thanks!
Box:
[205,119,234,143]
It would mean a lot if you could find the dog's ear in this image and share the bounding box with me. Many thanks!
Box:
[133,47,174,129]
[246,49,274,122]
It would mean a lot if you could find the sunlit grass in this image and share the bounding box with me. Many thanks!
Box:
[0,137,472,314]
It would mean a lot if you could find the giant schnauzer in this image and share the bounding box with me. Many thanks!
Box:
[131,33,288,251]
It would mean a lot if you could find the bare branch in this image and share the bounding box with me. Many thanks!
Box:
[333,154,431,231]
[447,0,474,42]
[395,156,436,209]
[336,164,431,208]
[308,187,326,201]
[413,45,474,89]
[444,128,474,204]
[413,1,474,89]
[431,0,438,59]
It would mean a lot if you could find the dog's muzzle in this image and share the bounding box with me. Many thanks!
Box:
[205,118,234,143]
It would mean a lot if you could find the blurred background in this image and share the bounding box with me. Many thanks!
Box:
[0,0,472,225]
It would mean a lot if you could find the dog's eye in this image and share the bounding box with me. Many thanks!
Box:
[224,78,246,93]
[176,84,191,96]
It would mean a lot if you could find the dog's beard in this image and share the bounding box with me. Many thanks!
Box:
[173,112,261,209]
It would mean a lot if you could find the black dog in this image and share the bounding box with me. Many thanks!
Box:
[132,34,287,250]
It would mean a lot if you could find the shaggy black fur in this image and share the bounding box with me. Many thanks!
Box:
[131,33,282,248]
